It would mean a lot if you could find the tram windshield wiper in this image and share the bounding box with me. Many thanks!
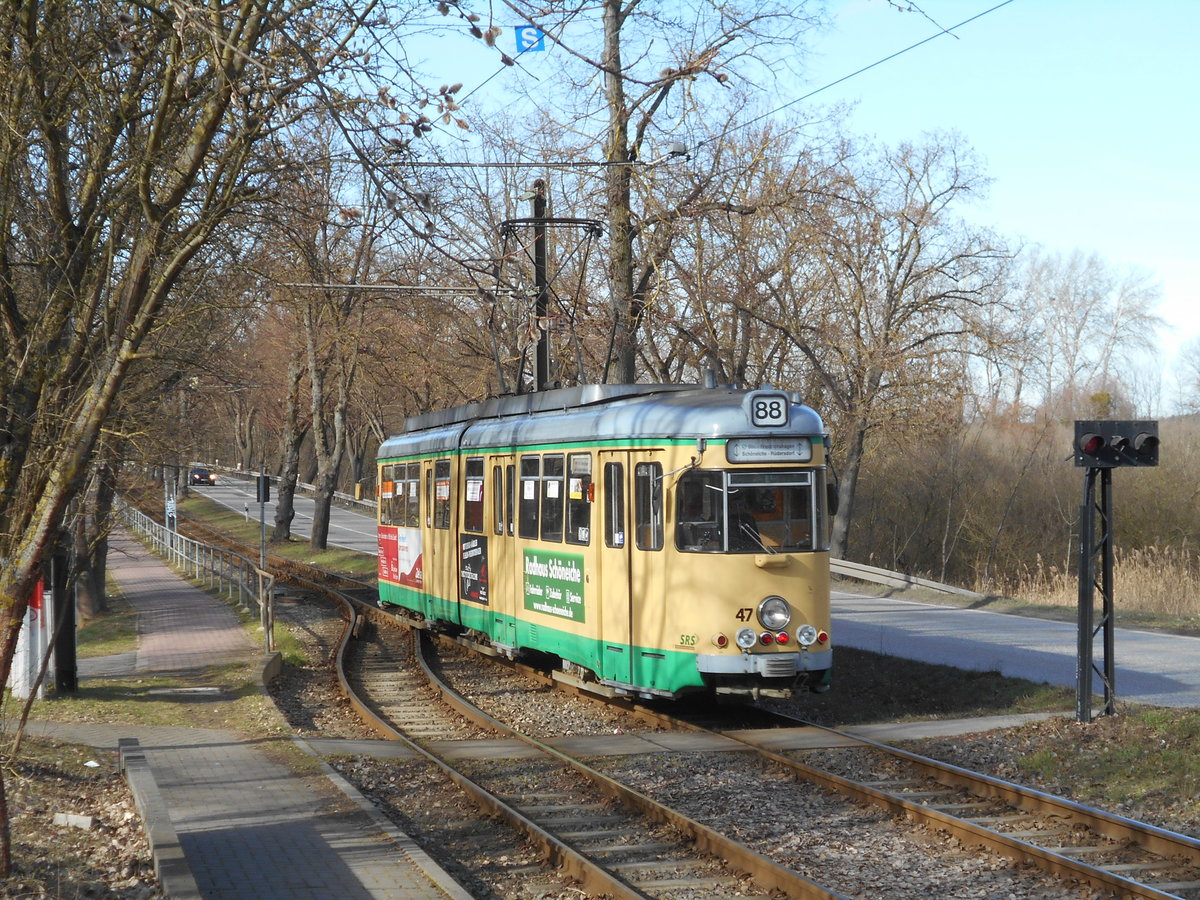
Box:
[736,520,774,553]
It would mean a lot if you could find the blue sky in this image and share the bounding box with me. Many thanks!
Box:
[802,1,1200,369]
[419,1,1198,387]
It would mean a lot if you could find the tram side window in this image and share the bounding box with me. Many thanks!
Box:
[405,462,421,527]
[379,465,395,525]
[396,465,408,526]
[566,453,591,545]
[604,462,624,548]
[518,456,540,539]
[675,470,724,551]
[464,457,485,533]
[540,453,564,542]
[425,469,432,528]
[434,458,452,529]
[634,462,663,551]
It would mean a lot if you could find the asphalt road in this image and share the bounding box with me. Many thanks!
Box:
[833,592,1200,709]
[194,478,380,556]
[194,476,1200,709]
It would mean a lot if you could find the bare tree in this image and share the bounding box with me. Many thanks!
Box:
[743,137,1009,557]
[1177,337,1200,415]
[1006,248,1163,418]
[0,0,457,872]
[421,1,824,383]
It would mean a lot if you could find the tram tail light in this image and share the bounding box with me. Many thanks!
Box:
[711,633,729,649]
[775,631,789,644]
[759,632,774,645]
[817,630,829,644]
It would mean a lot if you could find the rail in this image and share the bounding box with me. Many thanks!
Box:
[118,501,277,651]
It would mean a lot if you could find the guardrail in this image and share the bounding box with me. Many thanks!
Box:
[830,558,982,599]
[118,502,276,650]
[205,465,375,512]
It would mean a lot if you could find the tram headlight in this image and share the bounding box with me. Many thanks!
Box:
[757,596,792,631]
[796,624,818,647]
[735,627,757,650]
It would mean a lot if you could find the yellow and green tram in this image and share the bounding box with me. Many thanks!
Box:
[376,383,833,700]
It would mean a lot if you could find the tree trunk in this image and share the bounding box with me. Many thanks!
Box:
[235,400,256,472]
[309,472,336,550]
[308,407,347,552]
[830,419,866,559]
[271,443,303,543]
[74,513,102,621]
[602,0,638,384]
[272,352,307,542]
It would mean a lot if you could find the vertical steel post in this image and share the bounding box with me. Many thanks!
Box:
[52,548,77,693]
[1076,469,1095,723]
[532,179,549,391]
[1098,468,1116,715]
[259,462,267,573]
[1077,466,1116,722]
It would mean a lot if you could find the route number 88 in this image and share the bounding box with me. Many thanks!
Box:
[750,393,788,427]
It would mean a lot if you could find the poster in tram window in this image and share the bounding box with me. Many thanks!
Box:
[459,535,489,604]
[377,525,424,588]
[523,549,585,622]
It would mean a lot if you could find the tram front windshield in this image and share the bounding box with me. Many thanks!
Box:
[675,469,822,553]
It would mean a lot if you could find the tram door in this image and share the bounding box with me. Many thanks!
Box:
[425,457,458,623]
[487,455,517,650]
[597,452,635,686]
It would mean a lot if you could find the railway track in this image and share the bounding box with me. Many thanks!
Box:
[658,709,1200,899]
[161,510,1200,898]
[308,587,1100,898]
[376,614,1200,898]
[338,600,844,899]
[468,644,1200,899]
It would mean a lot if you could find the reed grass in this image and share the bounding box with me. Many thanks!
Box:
[1006,546,1200,618]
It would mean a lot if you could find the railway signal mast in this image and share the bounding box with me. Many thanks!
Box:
[1072,419,1159,722]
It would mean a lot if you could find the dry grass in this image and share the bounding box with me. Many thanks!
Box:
[1008,546,1200,621]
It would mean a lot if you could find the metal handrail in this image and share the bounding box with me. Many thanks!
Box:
[117,501,276,651]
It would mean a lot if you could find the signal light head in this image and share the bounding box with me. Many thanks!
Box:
[1074,420,1159,468]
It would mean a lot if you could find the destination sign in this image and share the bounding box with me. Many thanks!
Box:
[726,437,812,463]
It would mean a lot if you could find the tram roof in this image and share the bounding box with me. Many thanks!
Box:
[378,383,825,459]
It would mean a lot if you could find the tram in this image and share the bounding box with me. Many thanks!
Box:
[376,383,833,699]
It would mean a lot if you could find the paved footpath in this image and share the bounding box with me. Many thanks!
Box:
[16,529,470,900]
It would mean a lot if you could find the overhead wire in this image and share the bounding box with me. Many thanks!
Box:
[377,0,1019,195]
[695,0,1019,152]
[438,0,1020,164]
